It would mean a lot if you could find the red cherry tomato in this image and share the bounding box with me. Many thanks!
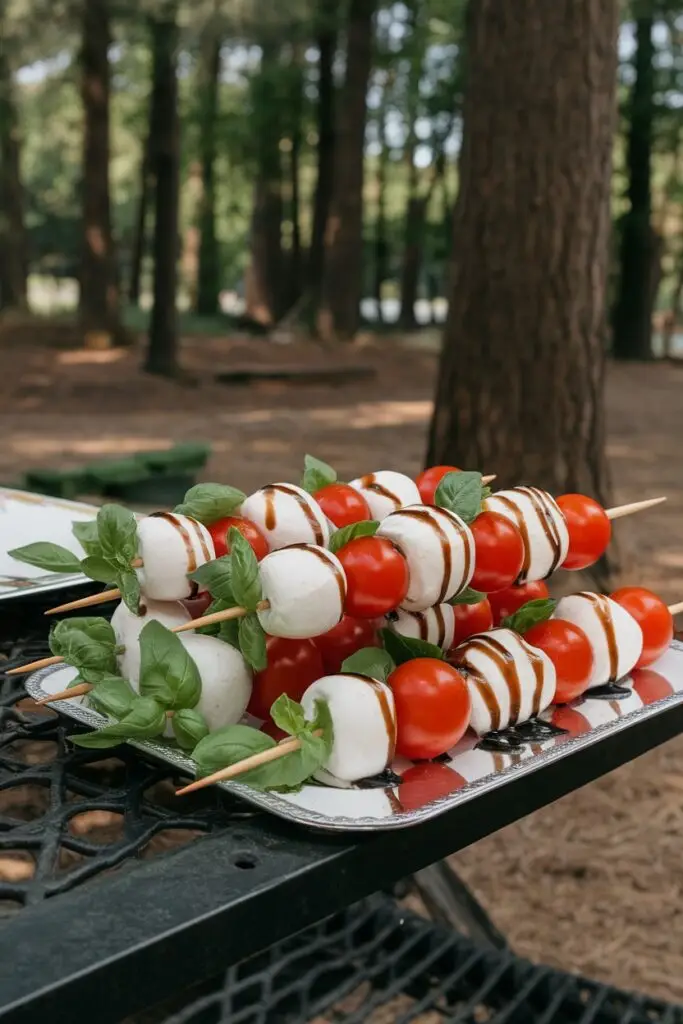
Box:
[260,719,289,742]
[337,536,409,618]
[470,511,525,593]
[610,586,673,667]
[208,516,269,561]
[488,581,550,626]
[448,599,493,651]
[314,615,379,674]
[388,658,471,760]
[631,668,674,705]
[415,465,460,505]
[556,494,611,571]
[523,619,594,704]
[247,636,324,720]
[182,590,213,618]
[313,482,371,528]
[397,762,467,812]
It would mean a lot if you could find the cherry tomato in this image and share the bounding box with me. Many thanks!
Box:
[551,705,590,736]
[388,658,471,760]
[182,590,213,619]
[556,494,611,571]
[260,719,289,742]
[488,581,550,626]
[470,511,525,593]
[415,465,460,505]
[631,668,674,705]
[448,599,493,651]
[610,586,673,667]
[208,515,269,561]
[314,482,371,528]
[314,615,379,674]
[523,619,594,704]
[397,762,467,811]
[337,536,409,618]
[247,636,324,720]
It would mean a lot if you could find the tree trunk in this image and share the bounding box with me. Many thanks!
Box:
[308,0,337,300]
[316,0,376,342]
[399,196,428,329]
[398,1,423,330]
[128,122,152,307]
[612,12,655,360]
[662,246,683,359]
[145,8,180,376]
[196,30,221,317]
[373,94,389,325]
[79,0,121,346]
[285,50,304,311]
[427,0,618,504]
[0,36,27,311]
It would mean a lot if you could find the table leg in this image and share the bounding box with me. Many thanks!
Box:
[410,860,509,950]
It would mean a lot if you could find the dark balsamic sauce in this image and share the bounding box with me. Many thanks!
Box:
[356,768,403,789]
[476,717,567,752]
[584,681,631,700]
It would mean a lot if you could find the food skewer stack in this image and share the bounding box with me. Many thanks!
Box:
[7,455,678,801]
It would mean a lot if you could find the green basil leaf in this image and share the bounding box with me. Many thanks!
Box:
[96,504,139,564]
[138,620,202,710]
[380,627,445,665]
[229,529,262,611]
[502,598,558,634]
[172,708,210,750]
[118,570,141,614]
[341,647,395,683]
[328,519,379,554]
[88,675,137,719]
[270,694,307,736]
[72,520,102,557]
[218,614,241,648]
[81,555,120,585]
[49,617,118,678]
[174,483,246,524]
[242,700,333,791]
[301,453,337,494]
[448,586,487,606]
[70,696,165,747]
[190,556,235,604]
[434,471,484,525]
[7,542,82,574]
[309,696,334,759]
[238,612,267,672]
[192,724,275,776]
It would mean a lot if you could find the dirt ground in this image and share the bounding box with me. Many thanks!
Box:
[2,330,683,1004]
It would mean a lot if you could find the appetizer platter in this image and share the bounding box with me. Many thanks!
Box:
[9,457,681,832]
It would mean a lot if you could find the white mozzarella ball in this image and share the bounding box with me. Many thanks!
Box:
[483,486,569,582]
[164,634,252,737]
[377,504,475,610]
[348,471,421,521]
[301,673,396,781]
[554,593,643,689]
[240,483,329,551]
[112,598,193,688]
[257,544,346,639]
[136,513,215,601]
[453,627,556,735]
[386,604,455,650]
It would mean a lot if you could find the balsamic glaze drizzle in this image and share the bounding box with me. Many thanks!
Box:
[356,768,403,789]
[476,718,568,753]
[584,681,632,700]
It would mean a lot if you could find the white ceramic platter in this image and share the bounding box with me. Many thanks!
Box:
[25,640,683,833]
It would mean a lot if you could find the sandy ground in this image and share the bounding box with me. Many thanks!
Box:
[2,330,683,1004]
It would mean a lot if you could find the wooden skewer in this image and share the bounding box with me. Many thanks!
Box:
[9,654,63,675]
[176,730,322,796]
[46,588,122,615]
[605,496,666,520]
[668,602,683,617]
[34,682,93,705]
[482,474,496,485]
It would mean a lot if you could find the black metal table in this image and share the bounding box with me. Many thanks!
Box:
[2,591,683,1024]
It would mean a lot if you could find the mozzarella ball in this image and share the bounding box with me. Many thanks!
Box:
[301,673,396,781]
[377,504,475,610]
[169,633,252,734]
[136,513,215,601]
[452,627,556,735]
[112,598,193,687]
[257,544,346,639]
[241,483,330,551]
[386,604,455,650]
[554,593,643,689]
[348,471,421,521]
[483,486,569,582]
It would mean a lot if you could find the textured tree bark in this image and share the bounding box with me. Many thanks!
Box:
[308,0,337,300]
[612,13,655,360]
[79,0,121,346]
[317,0,376,341]
[0,36,27,311]
[145,9,180,376]
[427,0,618,506]
[127,124,152,307]
[196,30,221,317]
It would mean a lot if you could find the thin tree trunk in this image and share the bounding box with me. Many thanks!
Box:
[317,0,376,342]
[196,30,221,316]
[612,12,655,360]
[373,94,389,325]
[286,49,304,310]
[663,248,683,359]
[0,35,27,311]
[145,8,180,376]
[308,0,337,300]
[398,1,423,330]
[128,121,152,307]
[79,0,121,346]
[427,0,618,504]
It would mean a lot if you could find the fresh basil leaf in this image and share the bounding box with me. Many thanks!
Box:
[192,724,276,776]
[502,598,557,634]
[341,647,395,682]
[448,586,487,606]
[174,483,246,524]
[81,555,120,585]
[7,542,82,574]
[380,627,445,665]
[238,612,267,671]
[138,620,202,710]
[72,520,102,557]
[328,519,379,554]
[172,708,209,750]
[243,700,333,791]
[96,504,139,565]
[270,694,307,736]
[88,675,137,719]
[229,529,262,611]
[190,556,235,604]
[434,471,484,525]
[218,614,241,648]
[301,453,337,494]
[310,696,334,758]
[49,617,118,678]
[118,569,141,614]
[70,696,166,748]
